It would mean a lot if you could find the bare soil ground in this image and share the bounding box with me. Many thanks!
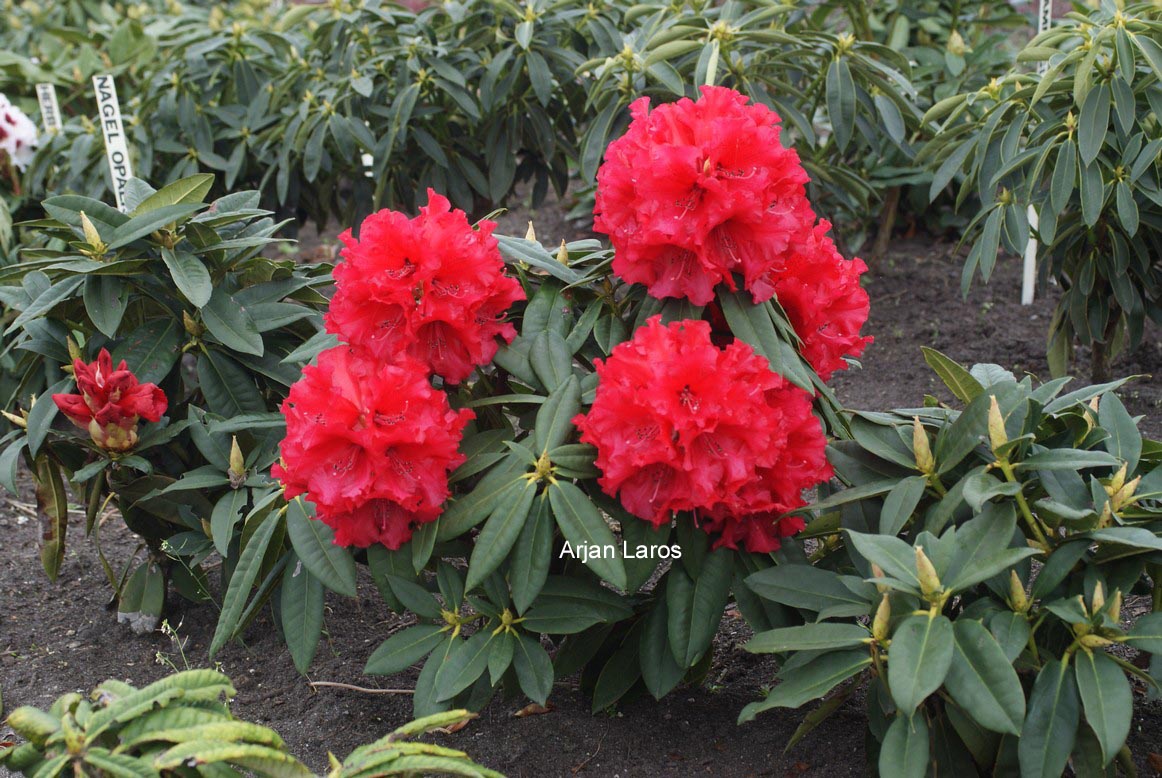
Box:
[3,209,1161,776]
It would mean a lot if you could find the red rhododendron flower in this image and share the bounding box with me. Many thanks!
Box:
[770,220,873,381]
[326,189,525,384]
[272,346,473,549]
[573,316,831,553]
[52,348,167,452]
[594,85,816,306]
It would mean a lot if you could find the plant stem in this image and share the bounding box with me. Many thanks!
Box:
[870,186,901,261]
[997,460,1051,551]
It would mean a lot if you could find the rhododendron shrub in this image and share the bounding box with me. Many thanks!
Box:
[0,175,331,637]
[263,85,873,719]
[1,88,873,720]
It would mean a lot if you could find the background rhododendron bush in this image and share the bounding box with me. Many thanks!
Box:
[265,85,872,717]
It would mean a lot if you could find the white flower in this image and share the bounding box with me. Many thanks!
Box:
[0,93,40,171]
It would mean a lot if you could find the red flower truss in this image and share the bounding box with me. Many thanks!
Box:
[595,86,872,379]
[272,346,474,549]
[52,348,167,452]
[326,189,525,384]
[573,316,831,553]
[771,220,873,381]
[594,85,816,306]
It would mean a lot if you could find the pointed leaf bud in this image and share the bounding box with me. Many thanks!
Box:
[79,211,105,253]
[915,545,941,600]
[947,29,970,56]
[1078,633,1114,649]
[1090,581,1105,615]
[1111,475,1140,512]
[872,593,891,642]
[556,240,569,265]
[228,436,246,488]
[1107,589,1122,623]
[1106,463,1127,497]
[988,395,1008,452]
[870,563,888,593]
[912,416,934,474]
[524,221,536,241]
[183,310,204,337]
[1,409,27,428]
[1009,570,1028,613]
[67,336,83,364]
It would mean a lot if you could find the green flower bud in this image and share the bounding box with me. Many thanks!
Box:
[872,593,891,642]
[988,395,1007,452]
[1009,570,1028,613]
[915,545,942,600]
[912,416,934,474]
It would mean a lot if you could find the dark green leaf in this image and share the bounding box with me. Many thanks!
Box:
[202,288,263,356]
[746,623,871,654]
[435,631,493,702]
[286,497,357,598]
[83,276,129,338]
[1074,650,1131,765]
[888,614,954,715]
[365,625,447,676]
[466,480,536,590]
[666,549,732,667]
[1018,660,1079,778]
[533,375,580,454]
[879,714,929,778]
[510,494,553,613]
[513,633,553,706]
[210,510,282,657]
[280,554,324,674]
[737,650,872,723]
[945,619,1025,735]
[548,481,626,590]
[160,248,213,308]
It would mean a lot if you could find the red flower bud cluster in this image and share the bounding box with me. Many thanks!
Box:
[593,85,871,380]
[573,317,830,553]
[272,347,473,548]
[277,190,519,548]
[52,349,167,452]
[325,189,525,385]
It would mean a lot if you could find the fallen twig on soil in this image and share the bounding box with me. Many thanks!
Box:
[308,681,414,695]
[571,733,605,775]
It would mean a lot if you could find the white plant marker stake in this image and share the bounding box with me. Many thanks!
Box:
[35,83,61,133]
[1022,0,1053,305]
[93,74,134,212]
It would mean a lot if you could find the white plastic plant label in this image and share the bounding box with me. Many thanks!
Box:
[35,83,61,133]
[93,74,134,212]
